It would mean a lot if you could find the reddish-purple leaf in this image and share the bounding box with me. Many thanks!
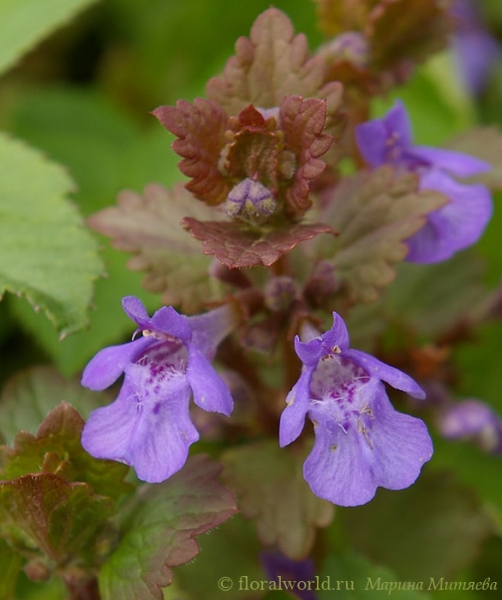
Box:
[206,8,344,134]
[152,99,230,205]
[0,402,132,501]
[183,217,334,268]
[280,95,333,214]
[222,441,334,560]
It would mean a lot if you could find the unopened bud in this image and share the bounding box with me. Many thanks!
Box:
[264,276,298,312]
[225,178,277,220]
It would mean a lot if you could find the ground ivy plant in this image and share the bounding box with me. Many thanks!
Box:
[1,1,502,599]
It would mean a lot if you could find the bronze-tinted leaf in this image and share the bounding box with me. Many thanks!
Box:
[183,217,334,268]
[152,99,229,205]
[307,166,448,305]
[87,183,225,313]
[222,441,334,559]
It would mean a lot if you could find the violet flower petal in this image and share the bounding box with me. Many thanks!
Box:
[344,348,426,399]
[187,347,234,415]
[355,119,390,167]
[261,550,318,600]
[81,379,139,463]
[323,312,350,351]
[81,336,152,391]
[406,168,493,263]
[294,336,324,367]
[279,369,313,447]
[368,390,433,489]
[304,383,432,506]
[150,305,192,341]
[188,304,238,359]
[125,366,198,482]
[412,146,491,177]
[356,100,412,168]
[122,295,150,327]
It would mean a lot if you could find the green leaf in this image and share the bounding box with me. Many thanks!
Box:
[99,455,237,600]
[5,87,175,375]
[222,440,334,560]
[0,473,114,565]
[308,166,447,305]
[341,469,494,581]
[10,247,159,377]
[0,402,132,501]
[319,551,433,599]
[0,132,103,337]
[0,0,99,77]
[0,365,110,445]
[174,515,263,600]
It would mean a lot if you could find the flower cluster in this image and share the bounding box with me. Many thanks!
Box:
[80,6,496,515]
[279,314,432,506]
[81,297,236,482]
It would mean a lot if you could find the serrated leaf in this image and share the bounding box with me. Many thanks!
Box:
[280,95,333,215]
[222,440,334,560]
[0,473,114,564]
[0,0,98,77]
[87,183,224,313]
[98,455,237,600]
[183,217,333,268]
[152,99,229,206]
[319,552,433,599]
[342,469,494,580]
[0,365,111,445]
[206,8,342,119]
[0,133,103,337]
[174,515,263,600]
[0,402,132,501]
[309,166,447,305]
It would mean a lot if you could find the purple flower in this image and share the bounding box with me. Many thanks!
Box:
[452,0,501,96]
[438,399,502,455]
[355,100,492,263]
[81,296,236,483]
[261,550,317,600]
[279,314,433,507]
